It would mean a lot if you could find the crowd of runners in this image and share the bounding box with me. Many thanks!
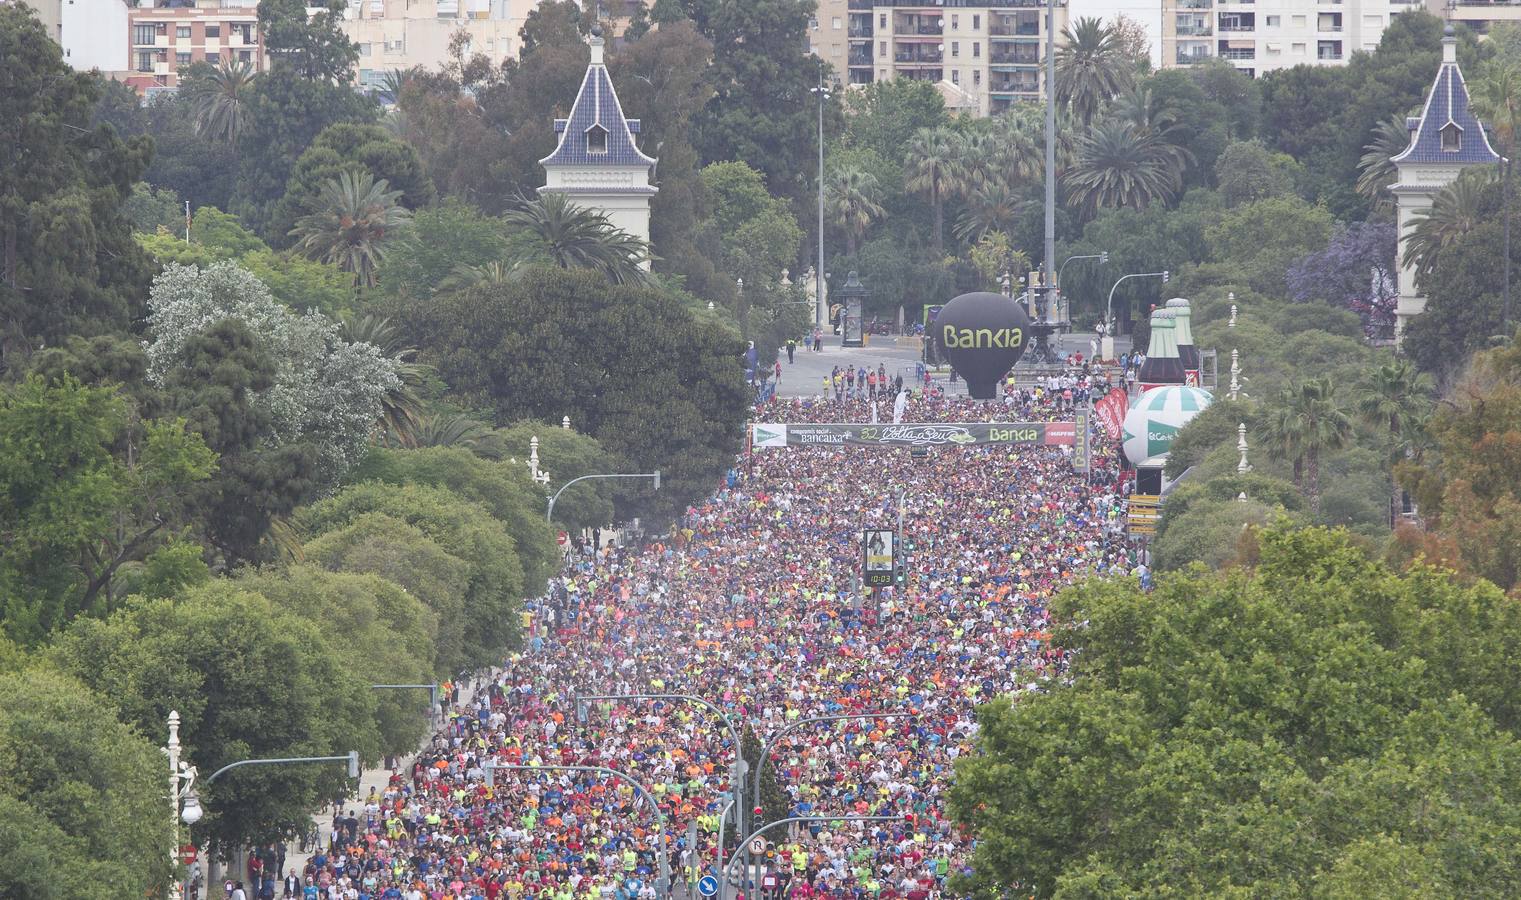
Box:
[281,383,1133,900]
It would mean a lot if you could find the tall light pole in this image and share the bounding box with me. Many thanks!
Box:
[1043,0,1059,322]
[1103,270,1168,360]
[812,66,831,333]
[165,711,202,900]
[546,470,660,523]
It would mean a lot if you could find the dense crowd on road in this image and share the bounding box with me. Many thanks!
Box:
[283,385,1132,900]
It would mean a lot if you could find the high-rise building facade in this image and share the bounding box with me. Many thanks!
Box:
[844,0,1068,116]
[123,0,263,93]
[340,0,535,93]
[1152,0,1418,75]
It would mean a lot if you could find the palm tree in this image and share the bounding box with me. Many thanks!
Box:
[441,260,525,292]
[378,66,420,106]
[1110,84,1194,176]
[412,414,493,449]
[1356,115,1412,215]
[341,314,429,447]
[1401,166,1498,277]
[186,59,257,146]
[502,191,651,285]
[1064,120,1182,215]
[957,130,1001,194]
[1261,377,1353,515]
[1471,59,1521,330]
[290,170,413,288]
[1355,359,1432,525]
[954,180,1023,243]
[824,168,886,256]
[1056,17,1134,127]
[904,127,966,256]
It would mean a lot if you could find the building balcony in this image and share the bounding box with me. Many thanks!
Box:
[989,49,1039,63]
[896,52,944,63]
[1219,47,1255,59]
[1176,0,1212,7]
[1318,50,1343,59]
[1176,50,1212,64]
[1176,23,1212,35]
[848,24,873,36]
[849,49,872,64]
[1218,23,1254,31]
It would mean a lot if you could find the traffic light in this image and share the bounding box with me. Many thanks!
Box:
[894,566,906,586]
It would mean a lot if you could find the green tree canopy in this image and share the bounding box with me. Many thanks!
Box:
[0,4,154,373]
[0,376,217,644]
[0,667,175,897]
[400,266,749,523]
[269,122,434,249]
[51,584,382,855]
[951,527,1521,897]
[295,481,527,669]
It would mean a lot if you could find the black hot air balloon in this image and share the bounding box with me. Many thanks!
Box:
[933,291,1033,399]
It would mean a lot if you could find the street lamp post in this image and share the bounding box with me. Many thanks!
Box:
[1102,270,1169,360]
[165,711,203,900]
[546,470,660,523]
[811,67,831,332]
[484,763,672,898]
[1055,251,1108,326]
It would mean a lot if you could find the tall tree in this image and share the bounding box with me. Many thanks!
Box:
[182,58,259,147]
[290,170,414,287]
[0,376,217,645]
[400,266,748,523]
[1064,120,1182,215]
[257,0,359,83]
[1470,58,1521,331]
[1356,359,1431,527]
[1261,376,1354,514]
[0,668,175,897]
[51,585,383,858]
[1055,16,1135,126]
[269,122,434,249]
[1402,166,1497,278]
[502,192,651,284]
[904,127,965,256]
[951,526,1521,896]
[0,4,155,373]
[684,0,824,206]
[825,167,886,256]
[1356,115,1413,216]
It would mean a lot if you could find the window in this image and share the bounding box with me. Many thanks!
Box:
[1292,42,1306,53]
[951,41,959,57]
[1441,122,1462,151]
[360,41,371,56]
[879,13,886,28]
[137,49,154,71]
[1265,15,1279,25]
[205,51,219,63]
[134,24,157,44]
[204,24,220,37]
[879,68,887,79]
[832,16,841,28]
[950,14,958,28]
[951,69,960,84]
[176,51,191,64]
[972,14,980,29]
[1291,15,1306,26]
[879,40,886,56]
[586,124,608,154]
[973,69,980,85]
[239,49,252,62]
[972,41,979,58]
[176,25,190,38]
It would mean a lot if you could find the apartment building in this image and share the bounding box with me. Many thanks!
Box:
[844,0,1068,116]
[812,0,853,85]
[123,0,263,92]
[341,0,535,91]
[1432,0,1521,37]
[1155,0,1417,75]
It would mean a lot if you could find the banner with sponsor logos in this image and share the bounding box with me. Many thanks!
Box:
[1094,387,1128,437]
[751,422,1075,448]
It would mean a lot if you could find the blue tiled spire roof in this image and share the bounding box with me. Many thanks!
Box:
[539,36,656,170]
[1392,31,1501,166]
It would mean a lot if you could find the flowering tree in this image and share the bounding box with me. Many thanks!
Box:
[1286,221,1398,337]
[145,261,399,483]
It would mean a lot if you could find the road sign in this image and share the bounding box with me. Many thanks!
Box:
[748,837,768,855]
[557,531,568,546]
[179,844,197,865]
[697,875,719,897]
